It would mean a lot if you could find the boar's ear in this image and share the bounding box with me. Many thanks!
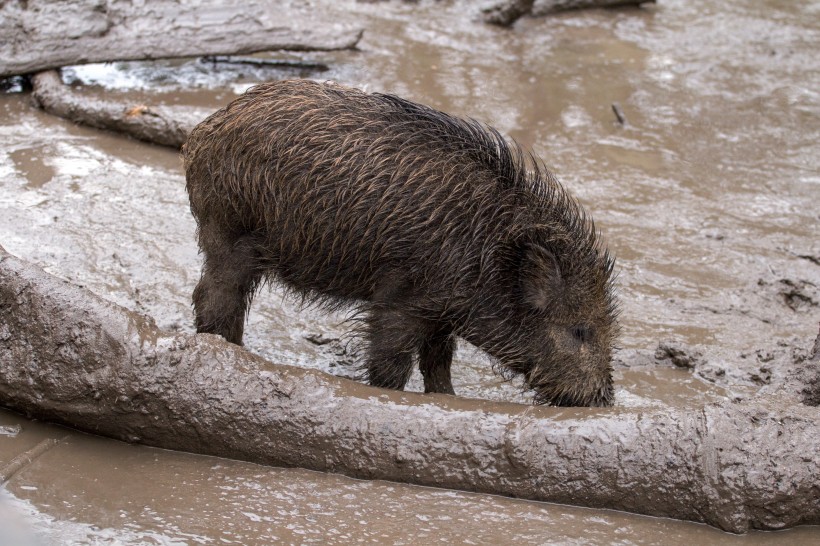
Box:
[518,242,564,310]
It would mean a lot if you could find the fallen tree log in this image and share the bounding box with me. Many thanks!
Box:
[483,0,655,26]
[0,0,363,78]
[31,70,204,148]
[0,244,818,534]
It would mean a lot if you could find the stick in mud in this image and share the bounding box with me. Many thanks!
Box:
[612,102,627,125]
[0,244,818,533]
[201,56,330,72]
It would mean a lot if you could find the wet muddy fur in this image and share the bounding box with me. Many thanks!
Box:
[183,79,617,406]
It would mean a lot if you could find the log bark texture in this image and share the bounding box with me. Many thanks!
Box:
[0,0,363,78]
[30,70,204,148]
[796,328,820,405]
[483,0,655,26]
[0,245,818,534]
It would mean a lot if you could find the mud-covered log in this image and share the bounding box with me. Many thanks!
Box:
[0,245,818,534]
[31,70,203,148]
[0,0,363,78]
[483,0,655,26]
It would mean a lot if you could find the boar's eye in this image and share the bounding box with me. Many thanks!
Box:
[570,325,591,344]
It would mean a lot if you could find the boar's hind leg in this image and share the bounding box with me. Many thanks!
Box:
[419,331,456,395]
[192,226,263,345]
[365,307,422,391]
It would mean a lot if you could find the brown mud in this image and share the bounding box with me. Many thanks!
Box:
[1,0,819,542]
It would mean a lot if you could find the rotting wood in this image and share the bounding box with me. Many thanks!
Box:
[31,70,205,149]
[0,0,363,78]
[0,245,818,533]
[483,0,655,26]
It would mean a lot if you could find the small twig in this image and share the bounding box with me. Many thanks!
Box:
[201,56,329,72]
[611,102,627,126]
[795,254,820,267]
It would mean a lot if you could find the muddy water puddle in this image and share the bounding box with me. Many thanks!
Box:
[1,0,819,542]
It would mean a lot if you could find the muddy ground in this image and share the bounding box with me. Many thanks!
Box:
[0,0,818,543]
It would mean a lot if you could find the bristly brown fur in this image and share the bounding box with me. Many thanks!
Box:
[183,79,618,406]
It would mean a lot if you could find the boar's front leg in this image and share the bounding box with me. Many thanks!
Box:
[419,330,456,395]
[192,224,263,346]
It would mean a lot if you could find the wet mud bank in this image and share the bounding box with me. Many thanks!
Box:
[1,245,818,533]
